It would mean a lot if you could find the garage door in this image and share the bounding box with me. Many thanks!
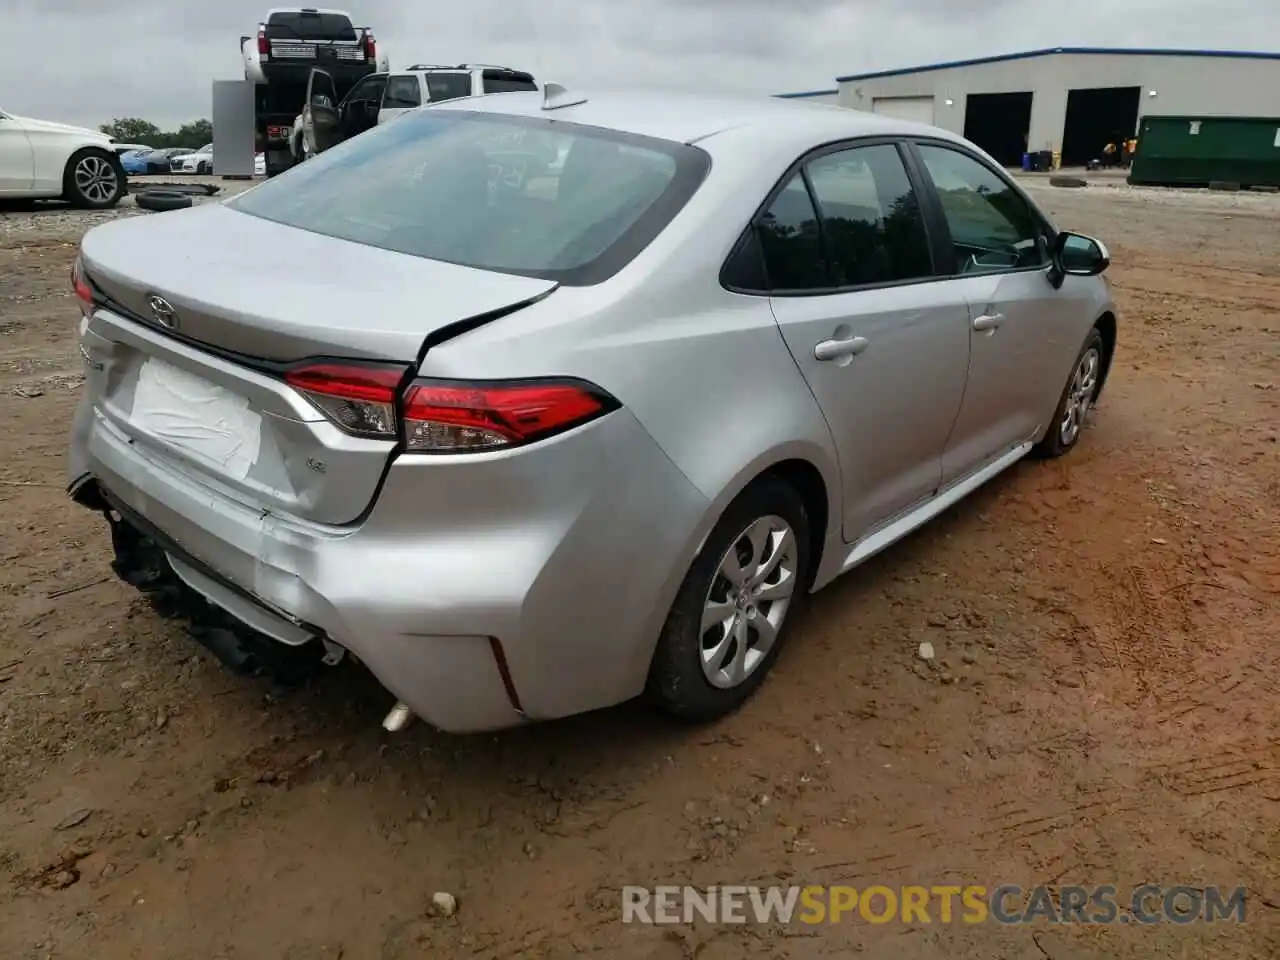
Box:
[871,96,935,125]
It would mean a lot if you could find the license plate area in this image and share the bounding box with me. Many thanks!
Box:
[130,357,263,481]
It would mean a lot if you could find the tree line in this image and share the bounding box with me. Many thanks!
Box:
[98,118,213,149]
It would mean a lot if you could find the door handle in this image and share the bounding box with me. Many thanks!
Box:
[814,335,869,362]
[972,312,1005,332]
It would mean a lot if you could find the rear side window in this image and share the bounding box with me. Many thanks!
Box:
[757,176,827,291]
[752,142,934,292]
[266,11,356,41]
[229,110,710,285]
[425,73,473,102]
[804,144,933,286]
[482,69,538,94]
[383,76,421,109]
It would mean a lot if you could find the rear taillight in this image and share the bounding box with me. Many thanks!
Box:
[364,31,377,62]
[402,379,616,453]
[71,256,93,311]
[284,362,409,438]
[285,363,618,453]
[257,29,269,56]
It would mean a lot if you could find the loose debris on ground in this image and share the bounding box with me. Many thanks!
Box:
[0,180,1277,959]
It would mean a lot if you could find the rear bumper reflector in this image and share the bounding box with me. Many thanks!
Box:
[488,637,525,715]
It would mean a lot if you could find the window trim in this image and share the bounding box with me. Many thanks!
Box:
[720,136,944,298]
[904,137,1058,280]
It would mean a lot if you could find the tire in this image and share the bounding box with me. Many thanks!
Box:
[1032,328,1105,459]
[1049,175,1088,189]
[197,162,211,175]
[646,476,812,721]
[135,190,194,212]
[265,153,292,178]
[63,148,125,209]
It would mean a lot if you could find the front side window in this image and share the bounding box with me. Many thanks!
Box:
[804,144,933,287]
[345,75,387,106]
[915,144,1048,274]
[230,110,710,285]
[383,76,421,110]
[425,73,473,102]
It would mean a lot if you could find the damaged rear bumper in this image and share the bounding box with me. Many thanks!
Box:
[66,386,709,733]
[70,472,523,735]
[75,478,333,684]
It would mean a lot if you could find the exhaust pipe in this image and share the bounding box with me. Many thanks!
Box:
[382,701,414,732]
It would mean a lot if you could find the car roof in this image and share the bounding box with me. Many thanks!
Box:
[429,87,959,148]
[267,7,351,16]
[400,64,527,74]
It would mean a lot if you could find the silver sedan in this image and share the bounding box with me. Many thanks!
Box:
[66,88,1115,733]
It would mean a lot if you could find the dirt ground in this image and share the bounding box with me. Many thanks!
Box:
[0,178,1277,960]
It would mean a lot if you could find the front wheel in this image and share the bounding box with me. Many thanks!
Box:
[1033,328,1105,458]
[197,161,210,175]
[646,477,812,721]
[63,149,125,209]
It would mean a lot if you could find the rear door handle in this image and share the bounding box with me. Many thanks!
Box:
[972,312,1005,332]
[814,336,869,362]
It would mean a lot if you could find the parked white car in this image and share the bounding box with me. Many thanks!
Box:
[173,145,214,174]
[0,107,139,208]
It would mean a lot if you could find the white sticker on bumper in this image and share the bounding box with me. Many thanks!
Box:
[131,357,262,481]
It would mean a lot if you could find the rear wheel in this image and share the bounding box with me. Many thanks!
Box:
[647,477,811,721]
[63,149,125,209]
[265,151,293,178]
[1033,328,1105,458]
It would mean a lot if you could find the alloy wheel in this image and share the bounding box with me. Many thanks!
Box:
[1060,346,1100,446]
[700,515,798,689]
[74,155,119,204]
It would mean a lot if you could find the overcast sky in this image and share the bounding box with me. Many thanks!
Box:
[3,0,1277,129]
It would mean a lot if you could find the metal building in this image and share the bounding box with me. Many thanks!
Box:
[831,47,1280,167]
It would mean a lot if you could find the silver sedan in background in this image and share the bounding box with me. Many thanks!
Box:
[66,89,1115,733]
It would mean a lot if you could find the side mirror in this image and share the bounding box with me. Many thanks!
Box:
[1048,231,1110,288]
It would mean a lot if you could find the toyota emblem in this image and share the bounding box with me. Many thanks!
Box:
[147,295,179,330]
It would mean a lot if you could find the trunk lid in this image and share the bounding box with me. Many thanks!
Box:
[80,203,556,362]
[77,203,556,525]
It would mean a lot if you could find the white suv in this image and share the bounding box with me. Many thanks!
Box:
[297,64,537,158]
[377,64,539,123]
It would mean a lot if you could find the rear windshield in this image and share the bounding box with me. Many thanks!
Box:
[483,69,538,94]
[266,11,356,41]
[229,110,710,285]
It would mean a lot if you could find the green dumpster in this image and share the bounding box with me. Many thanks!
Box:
[1129,115,1280,188]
